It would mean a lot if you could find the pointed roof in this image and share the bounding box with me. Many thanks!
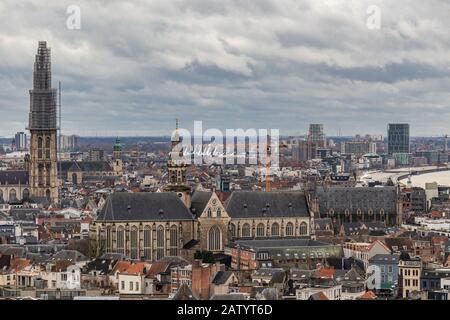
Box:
[172,283,199,300]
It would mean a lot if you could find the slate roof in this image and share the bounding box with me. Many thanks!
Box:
[48,250,88,262]
[67,161,112,172]
[315,186,397,215]
[224,191,309,218]
[212,271,234,285]
[0,171,29,185]
[369,254,400,264]
[190,191,212,218]
[172,283,199,300]
[84,258,117,274]
[97,192,194,222]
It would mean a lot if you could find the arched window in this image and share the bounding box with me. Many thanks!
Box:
[22,189,30,200]
[207,208,212,217]
[143,226,151,259]
[169,225,178,256]
[38,137,43,159]
[230,224,236,238]
[106,227,112,252]
[208,226,221,251]
[9,189,17,202]
[286,222,294,236]
[45,189,51,200]
[256,223,265,237]
[242,223,251,238]
[271,223,280,237]
[299,222,308,235]
[72,173,78,185]
[45,137,51,159]
[116,227,125,254]
[130,227,138,259]
[216,208,221,217]
[156,226,165,260]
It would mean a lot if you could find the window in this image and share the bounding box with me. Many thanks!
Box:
[208,226,221,251]
[170,225,178,256]
[207,208,212,217]
[299,222,308,235]
[271,223,280,237]
[38,137,43,159]
[9,189,17,202]
[61,274,67,281]
[22,189,30,200]
[106,227,112,252]
[136,282,139,291]
[130,227,138,259]
[45,137,51,159]
[241,223,251,238]
[130,282,133,291]
[388,266,393,274]
[217,208,221,217]
[156,225,165,260]
[144,227,151,259]
[286,222,294,236]
[117,227,125,254]
[381,265,385,273]
[256,223,265,237]
[230,224,236,238]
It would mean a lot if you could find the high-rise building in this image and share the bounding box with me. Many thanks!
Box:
[88,148,105,161]
[14,132,27,151]
[28,41,58,203]
[59,134,79,151]
[308,124,326,148]
[388,123,410,155]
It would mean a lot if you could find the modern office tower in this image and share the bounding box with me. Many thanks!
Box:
[88,148,105,161]
[28,41,58,203]
[14,132,27,151]
[308,124,326,148]
[388,123,410,155]
[59,134,79,151]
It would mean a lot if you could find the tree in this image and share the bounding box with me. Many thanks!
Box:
[194,250,215,263]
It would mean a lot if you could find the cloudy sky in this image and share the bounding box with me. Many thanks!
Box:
[1,0,450,137]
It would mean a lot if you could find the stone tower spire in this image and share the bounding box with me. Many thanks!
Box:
[28,41,59,203]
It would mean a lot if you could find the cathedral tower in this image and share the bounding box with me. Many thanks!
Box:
[164,120,191,207]
[28,41,58,203]
[113,137,124,176]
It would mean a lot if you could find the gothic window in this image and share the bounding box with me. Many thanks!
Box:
[45,137,51,159]
[208,226,221,251]
[46,164,51,186]
[256,223,265,237]
[286,222,294,236]
[299,222,308,235]
[216,208,221,217]
[242,223,251,238]
[9,189,16,202]
[106,227,112,252]
[116,227,125,254]
[271,223,280,237]
[22,189,30,200]
[38,137,43,159]
[230,223,236,238]
[156,226,165,260]
[130,227,138,260]
[169,225,178,256]
[143,227,151,259]
[207,208,212,217]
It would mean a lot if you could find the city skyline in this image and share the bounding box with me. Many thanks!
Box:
[2,1,450,137]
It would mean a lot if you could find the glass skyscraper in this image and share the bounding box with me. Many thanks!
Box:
[387,123,410,155]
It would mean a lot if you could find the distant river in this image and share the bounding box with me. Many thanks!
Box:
[399,170,450,188]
